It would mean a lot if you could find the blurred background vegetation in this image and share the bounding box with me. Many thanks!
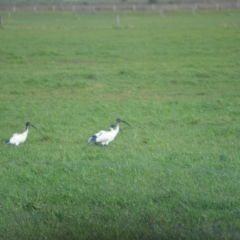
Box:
[0,0,237,5]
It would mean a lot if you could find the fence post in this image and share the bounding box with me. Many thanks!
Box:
[192,4,198,15]
[159,9,163,16]
[115,15,120,27]
[214,2,220,10]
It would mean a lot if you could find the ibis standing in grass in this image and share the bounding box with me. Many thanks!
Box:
[4,122,37,146]
[88,118,131,146]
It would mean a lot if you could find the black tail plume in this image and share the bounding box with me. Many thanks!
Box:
[88,135,97,144]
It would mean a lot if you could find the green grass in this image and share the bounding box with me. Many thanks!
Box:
[0,9,240,239]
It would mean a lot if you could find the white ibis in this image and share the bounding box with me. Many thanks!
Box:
[88,118,131,146]
[4,122,37,146]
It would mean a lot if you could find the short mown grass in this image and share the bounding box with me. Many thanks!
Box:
[0,10,240,239]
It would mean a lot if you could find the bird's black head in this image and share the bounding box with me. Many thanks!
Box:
[116,118,131,127]
[26,122,37,130]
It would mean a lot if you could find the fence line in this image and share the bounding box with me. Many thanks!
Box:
[0,2,239,12]
[1,212,240,236]
[1,158,240,176]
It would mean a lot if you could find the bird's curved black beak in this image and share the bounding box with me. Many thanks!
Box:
[121,120,131,127]
[31,124,37,130]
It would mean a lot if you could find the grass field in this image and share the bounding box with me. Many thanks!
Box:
[0,9,240,239]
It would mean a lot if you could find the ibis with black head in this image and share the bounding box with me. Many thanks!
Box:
[88,118,131,146]
[4,122,37,146]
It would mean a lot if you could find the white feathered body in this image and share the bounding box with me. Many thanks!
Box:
[7,129,29,146]
[88,125,119,146]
